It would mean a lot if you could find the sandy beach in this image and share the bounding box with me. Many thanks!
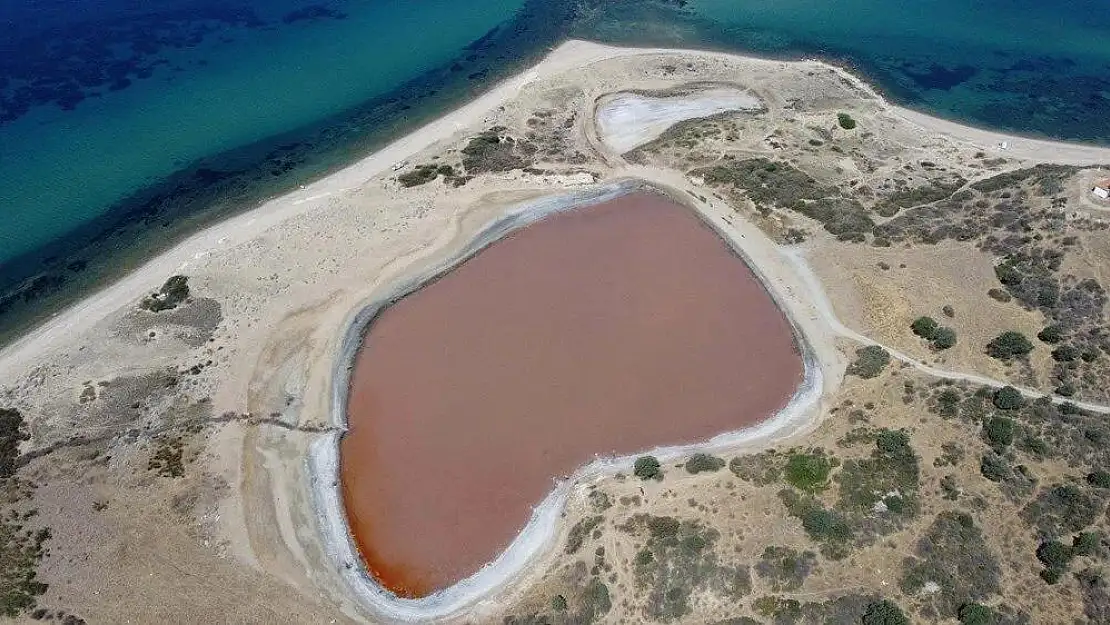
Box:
[4,40,1110,377]
[5,39,1110,624]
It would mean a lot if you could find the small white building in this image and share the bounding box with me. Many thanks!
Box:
[1094,179,1110,200]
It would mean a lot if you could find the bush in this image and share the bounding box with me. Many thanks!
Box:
[986,331,1033,360]
[1022,484,1104,537]
[861,600,908,625]
[1052,345,1079,362]
[1073,531,1102,556]
[1038,324,1065,343]
[931,327,958,350]
[837,429,920,520]
[141,275,190,312]
[911,316,939,340]
[684,453,725,474]
[984,416,1015,448]
[837,113,858,130]
[992,386,1025,410]
[801,507,853,543]
[979,453,1010,482]
[754,546,818,591]
[634,456,662,481]
[1087,471,1110,489]
[784,452,832,493]
[957,603,995,625]
[900,512,1000,616]
[461,129,531,174]
[1036,540,1075,571]
[0,408,29,479]
[847,345,891,379]
[565,516,603,554]
[397,163,455,187]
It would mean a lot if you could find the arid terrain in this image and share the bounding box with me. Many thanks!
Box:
[2,41,1110,624]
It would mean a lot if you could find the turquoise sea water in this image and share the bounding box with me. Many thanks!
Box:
[2,0,1110,340]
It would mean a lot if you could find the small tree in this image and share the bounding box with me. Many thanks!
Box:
[634,456,662,481]
[784,452,832,492]
[861,599,909,625]
[932,327,958,350]
[992,386,1025,410]
[685,453,725,474]
[1087,470,1110,488]
[984,416,1015,448]
[1037,324,1064,343]
[1073,531,1102,556]
[911,316,939,340]
[837,113,857,130]
[957,603,994,625]
[986,331,1033,360]
[847,345,891,378]
[1037,540,1074,575]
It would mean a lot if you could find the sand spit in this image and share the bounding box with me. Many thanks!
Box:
[4,39,1110,380]
[595,86,763,154]
[309,180,825,622]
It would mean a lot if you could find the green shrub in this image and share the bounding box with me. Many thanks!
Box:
[784,452,833,492]
[684,453,725,474]
[861,600,907,625]
[801,507,853,543]
[911,316,939,340]
[0,408,28,479]
[847,345,891,379]
[1038,325,1065,343]
[992,386,1025,410]
[986,331,1033,360]
[779,491,853,558]
[984,416,1015,448]
[900,512,1000,617]
[837,113,858,130]
[461,129,531,174]
[979,453,1010,482]
[1052,345,1079,362]
[634,456,662,481]
[1036,540,1075,571]
[581,578,611,621]
[932,327,958,350]
[1073,531,1102,556]
[0,512,51,617]
[1023,483,1105,537]
[397,163,456,187]
[957,603,994,625]
[565,516,603,554]
[141,275,190,312]
[1087,470,1110,488]
[692,158,873,238]
[838,429,920,519]
[754,546,818,591]
[1040,568,1062,584]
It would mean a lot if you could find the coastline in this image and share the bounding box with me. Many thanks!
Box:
[6,39,1110,378]
[5,39,1110,624]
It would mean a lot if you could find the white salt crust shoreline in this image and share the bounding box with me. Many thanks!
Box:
[308,179,825,623]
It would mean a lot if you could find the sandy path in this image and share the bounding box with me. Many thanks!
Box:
[779,247,1110,414]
